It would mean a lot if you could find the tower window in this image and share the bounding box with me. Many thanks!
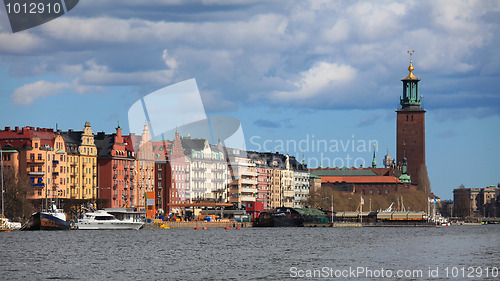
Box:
[411,115,413,121]
[406,116,408,121]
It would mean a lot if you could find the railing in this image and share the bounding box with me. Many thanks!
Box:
[28,171,45,176]
[241,196,256,202]
[241,187,257,194]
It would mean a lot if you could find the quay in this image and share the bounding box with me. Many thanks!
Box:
[144,221,252,229]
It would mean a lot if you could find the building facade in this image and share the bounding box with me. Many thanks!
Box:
[95,125,136,208]
[61,122,98,202]
[227,148,257,208]
[0,127,68,203]
[396,59,426,186]
[453,185,499,218]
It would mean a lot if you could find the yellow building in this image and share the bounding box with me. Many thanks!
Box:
[62,122,97,200]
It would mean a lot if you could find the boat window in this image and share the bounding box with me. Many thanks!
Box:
[95,216,114,220]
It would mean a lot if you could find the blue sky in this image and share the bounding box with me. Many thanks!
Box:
[1,0,499,199]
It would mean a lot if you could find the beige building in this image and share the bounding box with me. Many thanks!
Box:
[129,124,155,211]
[227,148,257,208]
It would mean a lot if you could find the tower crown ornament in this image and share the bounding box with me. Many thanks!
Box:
[404,50,417,80]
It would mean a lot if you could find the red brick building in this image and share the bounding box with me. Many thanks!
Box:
[95,125,136,208]
[396,59,426,186]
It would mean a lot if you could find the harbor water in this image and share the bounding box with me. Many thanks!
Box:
[1,225,499,280]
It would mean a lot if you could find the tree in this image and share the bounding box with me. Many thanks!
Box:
[417,164,431,196]
[2,168,34,221]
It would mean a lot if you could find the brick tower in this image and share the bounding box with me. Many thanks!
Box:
[396,53,425,185]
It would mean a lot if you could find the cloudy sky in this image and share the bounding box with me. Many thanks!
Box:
[1,0,499,199]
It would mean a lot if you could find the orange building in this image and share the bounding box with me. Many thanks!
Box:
[0,127,68,203]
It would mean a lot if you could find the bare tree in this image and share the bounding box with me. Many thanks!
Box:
[3,168,34,221]
[417,164,431,196]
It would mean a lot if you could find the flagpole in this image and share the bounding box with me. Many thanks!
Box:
[360,196,363,224]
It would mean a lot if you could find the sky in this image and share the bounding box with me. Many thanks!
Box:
[0,0,499,200]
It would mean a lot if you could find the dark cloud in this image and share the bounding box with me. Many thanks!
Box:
[254,118,281,128]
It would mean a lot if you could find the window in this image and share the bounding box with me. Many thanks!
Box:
[370,189,373,195]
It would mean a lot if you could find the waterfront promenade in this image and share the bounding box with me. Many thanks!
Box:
[144,221,252,229]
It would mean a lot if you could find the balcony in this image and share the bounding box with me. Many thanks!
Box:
[52,172,59,177]
[124,185,129,190]
[240,170,257,176]
[113,185,117,190]
[113,174,117,179]
[28,171,45,176]
[241,179,257,185]
[31,183,45,188]
[241,196,256,202]
[28,159,44,164]
[113,165,117,169]
[241,187,257,194]
[192,166,206,172]
[284,190,294,197]
[124,174,129,179]
[70,162,77,167]
[124,165,129,169]
[52,160,59,166]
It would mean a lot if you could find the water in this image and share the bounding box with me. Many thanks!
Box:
[1,225,499,280]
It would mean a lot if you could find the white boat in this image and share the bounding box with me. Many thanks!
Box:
[76,210,144,230]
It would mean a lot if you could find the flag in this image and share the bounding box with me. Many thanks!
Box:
[361,197,364,205]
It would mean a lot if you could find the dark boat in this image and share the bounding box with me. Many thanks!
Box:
[253,207,305,227]
[21,206,71,231]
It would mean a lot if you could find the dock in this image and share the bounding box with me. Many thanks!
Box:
[144,221,252,229]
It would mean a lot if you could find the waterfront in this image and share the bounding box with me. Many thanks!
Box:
[1,225,499,280]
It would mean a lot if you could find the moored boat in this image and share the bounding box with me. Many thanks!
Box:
[76,209,144,230]
[21,205,71,231]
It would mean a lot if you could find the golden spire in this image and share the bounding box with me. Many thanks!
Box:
[404,50,417,80]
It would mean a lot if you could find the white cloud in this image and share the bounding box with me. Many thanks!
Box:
[270,62,357,102]
[11,81,71,106]
[162,49,178,70]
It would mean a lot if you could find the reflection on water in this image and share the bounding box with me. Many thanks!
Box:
[1,226,499,280]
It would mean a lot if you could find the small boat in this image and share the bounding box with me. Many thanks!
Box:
[76,210,144,230]
[21,204,71,231]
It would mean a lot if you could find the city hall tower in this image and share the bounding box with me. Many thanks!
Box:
[397,52,426,186]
